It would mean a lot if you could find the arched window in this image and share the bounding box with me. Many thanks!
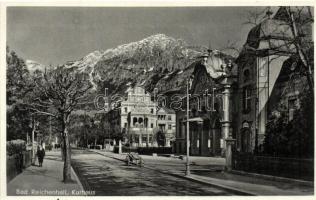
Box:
[240,128,251,153]
[242,86,251,113]
[133,117,137,126]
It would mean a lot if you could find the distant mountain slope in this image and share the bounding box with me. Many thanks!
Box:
[25,60,46,74]
[25,34,208,109]
[57,34,206,96]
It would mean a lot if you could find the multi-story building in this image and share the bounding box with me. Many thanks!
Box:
[107,86,157,147]
[235,7,312,153]
[155,51,238,156]
[107,85,179,148]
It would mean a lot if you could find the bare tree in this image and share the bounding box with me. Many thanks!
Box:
[242,6,314,94]
[28,66,92,182]
[284,6,314,93]
[243,7,271,26]
[220,40,242,58]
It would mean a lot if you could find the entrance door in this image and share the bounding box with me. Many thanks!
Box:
[241,128,251,152]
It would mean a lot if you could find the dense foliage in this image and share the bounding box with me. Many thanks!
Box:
[6,47,33,141]
[263,91,314,158]
[6,139,26,156]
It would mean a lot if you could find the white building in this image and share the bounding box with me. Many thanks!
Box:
[108,86,157,147]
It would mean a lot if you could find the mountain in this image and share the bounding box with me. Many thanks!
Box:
[64,34,206,95]
[25,60,46,74]
[23,34,207,109]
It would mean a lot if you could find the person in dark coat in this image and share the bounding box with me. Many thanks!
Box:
[37,145,45,167]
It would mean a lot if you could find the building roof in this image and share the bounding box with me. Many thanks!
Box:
[239,7,312,59]
[157,107,176,114]
[245,18,294,52]
[155,60,199,94]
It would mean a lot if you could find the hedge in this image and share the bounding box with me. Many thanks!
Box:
[113,146,138,153]
[113,146,172,155]
[6,139,26,156]
[137,147,172,155]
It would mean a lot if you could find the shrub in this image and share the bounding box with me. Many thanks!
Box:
[6,139,26,156]
[137,147,172,155]
[113,146,137,153]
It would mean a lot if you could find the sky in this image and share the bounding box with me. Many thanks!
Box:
[7,7,275,66]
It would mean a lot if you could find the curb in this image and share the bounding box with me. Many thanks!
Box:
[45,153,87,196]
[90,150,255,196]
[71,162,94,195]
[141,165,255,196]
[71,166,87,196]
[230,170,314,187]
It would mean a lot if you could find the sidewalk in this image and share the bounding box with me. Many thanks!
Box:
[91,149,314,196]
[7,150,84,196]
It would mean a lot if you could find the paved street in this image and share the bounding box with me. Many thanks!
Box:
[71,149,237,196]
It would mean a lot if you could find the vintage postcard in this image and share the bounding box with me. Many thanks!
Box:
[1,0,315,198]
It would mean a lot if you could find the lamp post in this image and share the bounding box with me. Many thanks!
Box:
[218,61,236,171]
[185,76,194,176]
[31,117,39,165]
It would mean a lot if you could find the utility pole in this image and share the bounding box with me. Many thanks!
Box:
[185,77,191,176]
[84,110,88,148]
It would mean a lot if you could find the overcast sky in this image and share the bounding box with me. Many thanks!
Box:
[7,7,276,66]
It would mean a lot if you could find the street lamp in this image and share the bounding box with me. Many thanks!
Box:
[185,75,194,176]
[218,60,237,171]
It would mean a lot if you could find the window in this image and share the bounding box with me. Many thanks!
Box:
[168,115,172,120]
[124,123,127,128]
[151,108,154,114]
[151,123,154,128]
[133,117,137,126]
[168,124,172,130]
[124,107,127,113]
[243,87,251,113]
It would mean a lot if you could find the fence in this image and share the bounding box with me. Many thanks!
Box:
[113,146,172,155]
[232,152,314,181]
[7,150,32,183]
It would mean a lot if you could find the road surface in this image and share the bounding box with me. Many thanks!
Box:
[71,149,237,196]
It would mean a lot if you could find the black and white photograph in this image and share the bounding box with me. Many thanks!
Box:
[3,2,315,197]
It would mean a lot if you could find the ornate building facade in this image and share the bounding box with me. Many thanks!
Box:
[107,86,177,147]
[107,86,157,147]
[235,7,313,153]
[155,51,238,156]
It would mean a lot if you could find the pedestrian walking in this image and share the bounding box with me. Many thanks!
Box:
[37,145,45,167]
